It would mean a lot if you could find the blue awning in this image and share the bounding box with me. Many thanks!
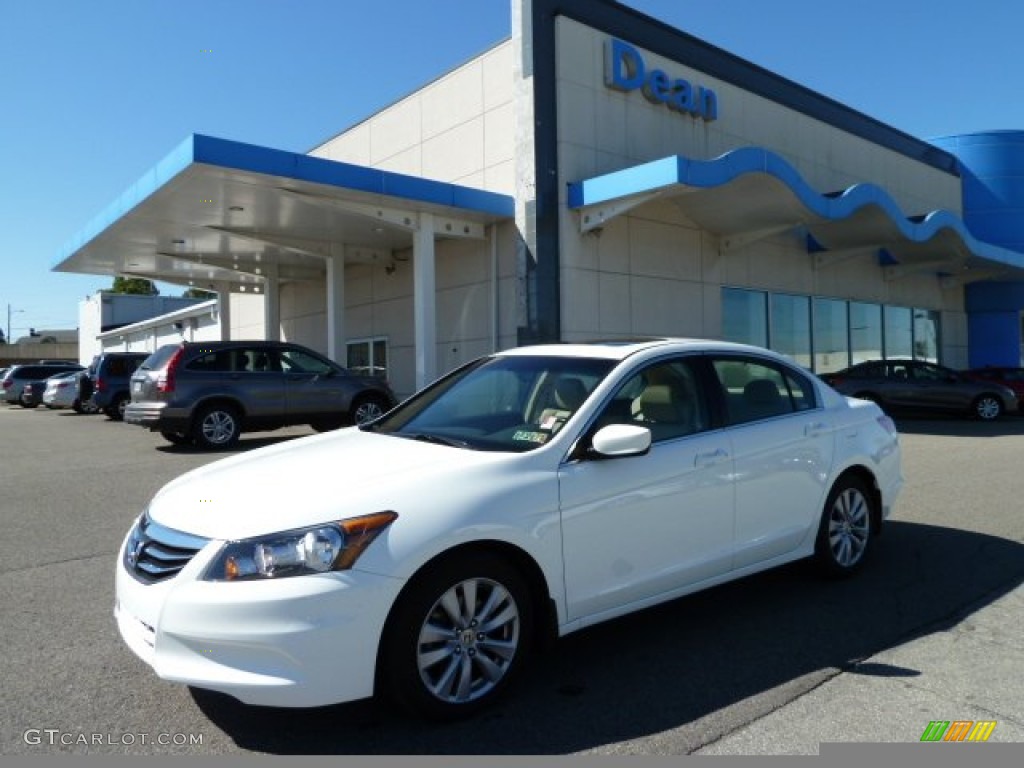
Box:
[54,134,514,289]
[568,148,1024,281]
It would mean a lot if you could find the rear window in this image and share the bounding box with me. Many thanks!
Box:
[101,355,147,376]
[139,346,182,371]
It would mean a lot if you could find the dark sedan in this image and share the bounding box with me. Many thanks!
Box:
[963,367,1024,408]
[820,359,1018,421]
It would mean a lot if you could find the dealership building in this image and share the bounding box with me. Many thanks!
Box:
[55,0,1024,396]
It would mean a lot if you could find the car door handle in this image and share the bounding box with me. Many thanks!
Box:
[804,421,828,437]
[694,448,729,468]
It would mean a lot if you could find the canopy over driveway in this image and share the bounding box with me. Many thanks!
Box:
[54,134,514,388]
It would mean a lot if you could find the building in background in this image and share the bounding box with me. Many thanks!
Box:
[53,0,1024,397]
[78,291,210,364]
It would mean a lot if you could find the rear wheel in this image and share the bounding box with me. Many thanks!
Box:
[107,393,130,421]
[191,404,241,449]
[379,552,534,721]
[972,394,1003,421]
[814,475,874,578]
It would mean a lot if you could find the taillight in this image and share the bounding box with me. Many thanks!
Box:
[156,347,185,393]
[1,378,10,389]
[877,414,897,435]
[95,377,106,392]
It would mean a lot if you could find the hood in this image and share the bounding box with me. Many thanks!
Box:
[147,428,508,541]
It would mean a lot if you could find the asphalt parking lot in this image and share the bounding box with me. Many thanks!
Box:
[1,404,1022,755]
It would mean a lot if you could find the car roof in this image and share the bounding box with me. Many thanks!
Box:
[494,338,788,361]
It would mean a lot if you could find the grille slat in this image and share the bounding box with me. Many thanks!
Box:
[124,513,209,584]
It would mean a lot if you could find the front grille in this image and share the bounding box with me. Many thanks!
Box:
[124,513,209,584]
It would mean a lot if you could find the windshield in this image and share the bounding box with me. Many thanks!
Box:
[367,355,616,452]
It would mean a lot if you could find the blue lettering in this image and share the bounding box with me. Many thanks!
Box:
[700,87,718,121]
[604,38,718,122]
[605,38,645,91]
[669,79,694,113]
[643,69,672,104]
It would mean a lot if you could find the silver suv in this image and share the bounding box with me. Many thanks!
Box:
[124,341,397,448]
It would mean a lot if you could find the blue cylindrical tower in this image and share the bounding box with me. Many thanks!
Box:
[932,131,1024,367]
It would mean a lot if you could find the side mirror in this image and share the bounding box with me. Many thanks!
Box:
[590,424,651,458]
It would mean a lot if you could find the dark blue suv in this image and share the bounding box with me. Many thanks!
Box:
[88,352,150,420]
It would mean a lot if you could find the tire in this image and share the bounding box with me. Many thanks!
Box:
[379,552,534,721]
[350,394,389,425]
[972,394,1003,421]
[21,401,39,409]
[161,431,192,446]
[107,393,129,421]
[191,404,241,449]
[814,475,874,578]
[72,399,83,413]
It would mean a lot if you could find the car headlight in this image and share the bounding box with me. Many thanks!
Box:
[202,511,397,581]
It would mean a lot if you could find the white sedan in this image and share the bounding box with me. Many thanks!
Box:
[114,339,902,720]
[41,371,83,409]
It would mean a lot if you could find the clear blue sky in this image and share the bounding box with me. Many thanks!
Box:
[3,0,1023,340]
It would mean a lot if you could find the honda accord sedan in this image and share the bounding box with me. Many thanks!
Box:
[114,339,902,720]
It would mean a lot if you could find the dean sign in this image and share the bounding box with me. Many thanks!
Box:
[605,38,718,122]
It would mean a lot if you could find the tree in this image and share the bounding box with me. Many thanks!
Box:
[182,287,217,299]
[111,277,158,295]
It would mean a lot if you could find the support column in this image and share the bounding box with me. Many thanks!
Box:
[263,264,280,341]
[414,213,437,389]
[326,253,346,363]
[215,283,232,341]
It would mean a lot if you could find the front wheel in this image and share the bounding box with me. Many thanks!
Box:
[351,394,389,425]
[972,394,1003,421]
[814,475,874,578]
[191,404,241,449]
[379,552,534,721]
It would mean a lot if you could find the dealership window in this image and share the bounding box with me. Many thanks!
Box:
[850,302,883,365]
[769,294,812,369]
[812,298,850,374]
[883,306,913,359]
[722,289,940,372]
[347,337,388,379]
[722,288,768,348]
[913,309,940,363]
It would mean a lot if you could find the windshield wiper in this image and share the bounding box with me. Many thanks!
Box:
[403,432,472,449]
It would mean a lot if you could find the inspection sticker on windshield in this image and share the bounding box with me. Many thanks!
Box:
[513,430,549,444]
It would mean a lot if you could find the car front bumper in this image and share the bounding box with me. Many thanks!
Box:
[114,535,404,708]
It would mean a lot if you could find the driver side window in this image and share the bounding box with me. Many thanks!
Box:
[595,358,708,443]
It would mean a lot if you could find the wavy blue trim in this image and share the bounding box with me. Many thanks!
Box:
[568,148,1024,269]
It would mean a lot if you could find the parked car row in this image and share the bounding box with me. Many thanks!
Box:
[820,360,1022,420]
[4,342,399,450]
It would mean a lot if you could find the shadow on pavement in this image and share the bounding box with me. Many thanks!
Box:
[891,413,1024,437]
[191,521,1024,754]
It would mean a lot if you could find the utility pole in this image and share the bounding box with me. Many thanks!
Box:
[7,303,25,343]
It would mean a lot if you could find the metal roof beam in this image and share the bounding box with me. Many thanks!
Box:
[577,191,662,233]
[883,258,956,282]
[720,223,800,252]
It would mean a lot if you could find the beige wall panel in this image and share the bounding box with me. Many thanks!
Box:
[630,277,704,337]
